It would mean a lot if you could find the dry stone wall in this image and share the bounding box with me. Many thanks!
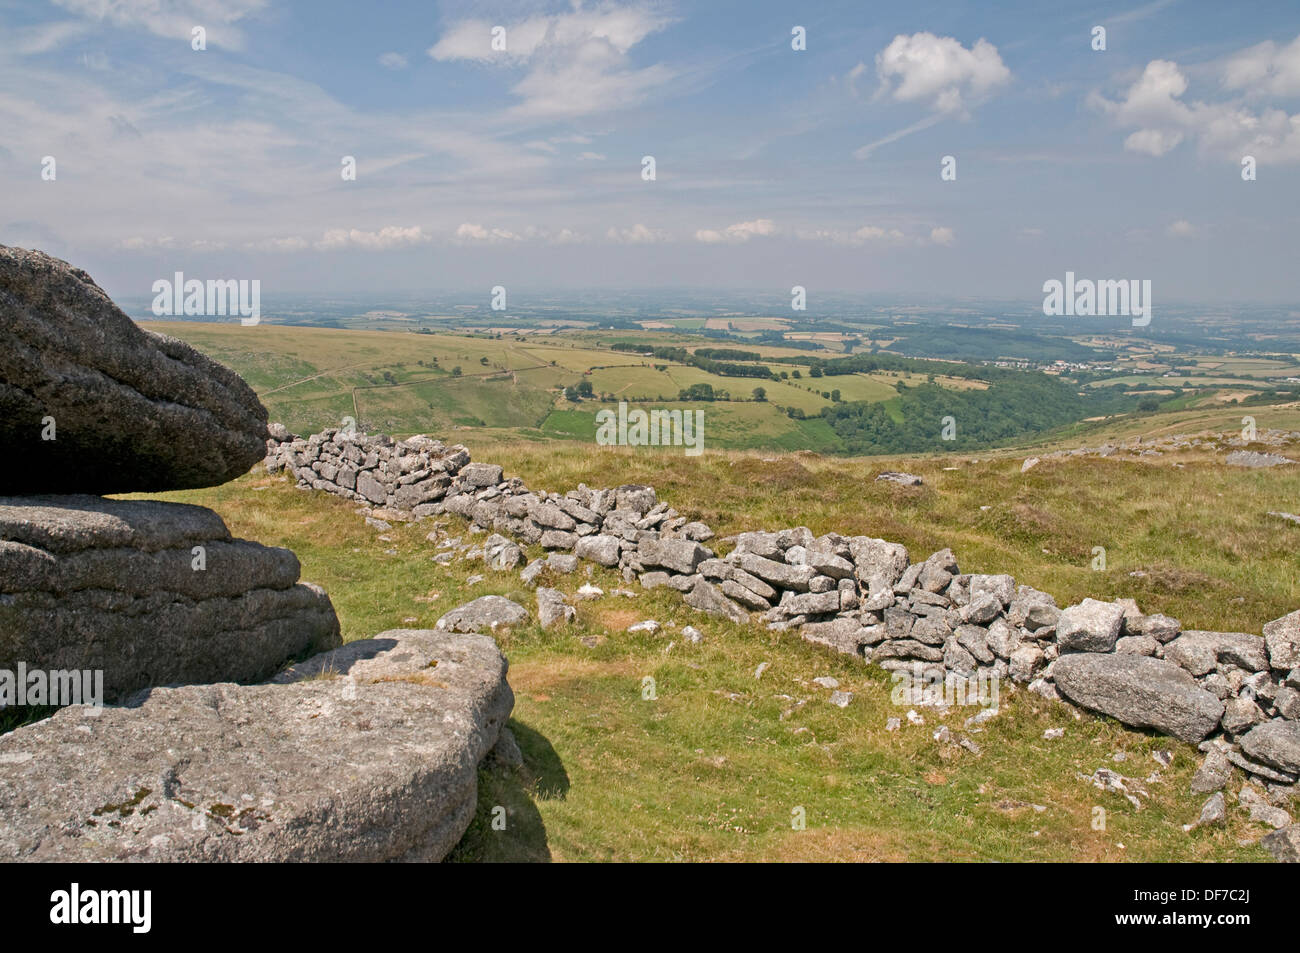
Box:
[269,426,1300,797]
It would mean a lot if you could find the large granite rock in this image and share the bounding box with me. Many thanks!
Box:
[1264,611,1300,671]
[1263,825,1300,863]
[1052,653,1225,743]
[0,495,340,701]
[0,629,513,861]
[1239,720,1300,774]
[1164,630,1269,676]
[0,246,268,494]
[1056,598,1124,652]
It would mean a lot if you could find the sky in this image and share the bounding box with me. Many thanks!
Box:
[2,0,1300,305]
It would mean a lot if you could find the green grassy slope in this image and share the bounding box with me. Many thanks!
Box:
[130,430,1300,862]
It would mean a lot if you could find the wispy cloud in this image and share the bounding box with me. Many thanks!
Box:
[428,4,677,118]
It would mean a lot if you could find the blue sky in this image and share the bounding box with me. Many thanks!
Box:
[2,0,1300,304]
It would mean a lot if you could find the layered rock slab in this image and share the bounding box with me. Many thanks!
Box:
[0,629,513,862]
[0,246,268,494]
[0,495,340,700]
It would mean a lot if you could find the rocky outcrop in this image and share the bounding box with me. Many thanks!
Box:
[0,255,517,866]
[0,629,512,861]
[0,495,340,700]
[0,246,268,494]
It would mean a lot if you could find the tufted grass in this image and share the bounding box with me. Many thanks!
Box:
[128,427,1300,862]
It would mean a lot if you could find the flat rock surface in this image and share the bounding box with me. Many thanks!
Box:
[1053,652,1225,744]
[1225,450,1293,468]
[0,246,268,494]
[0,629,513,862]
[436,595,529,633]
[0,496,340,700]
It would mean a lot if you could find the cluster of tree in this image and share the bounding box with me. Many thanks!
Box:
[694,347,762,362]
[818,373,1136,454]
[609,343,774,379]
[563,380,595,401]
[753,329,824,350]
[678,382,722,401]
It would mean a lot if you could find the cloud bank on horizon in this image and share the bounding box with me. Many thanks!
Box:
[1,0,1299,302]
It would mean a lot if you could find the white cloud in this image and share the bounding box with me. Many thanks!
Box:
[1124,127,1185,156]
[378,52,409,70]
[607,224,668,243]
[1165,219,1198,237]
[247,236,310,252]
[51,0,267,50]
[452,223,587,244]
[119,235,175,250]
[428,5,676,118]
[1222,35,1300,98]
[794,222,956,248]
[874,33,1010,115]
[315,226,430,251]
[454,223,522,243]
[428,7,669,63]
[1095,44,1300,163]
[576,151,606,161]
[695,219,777,243]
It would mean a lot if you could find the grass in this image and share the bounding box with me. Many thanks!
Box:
[128,426,1299,862]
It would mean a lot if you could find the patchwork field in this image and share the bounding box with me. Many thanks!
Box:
[152,321,1052,455]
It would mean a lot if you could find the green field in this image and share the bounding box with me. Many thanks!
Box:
[147,321,871,447]
[540,401,842,452]
[150,321,1300,460]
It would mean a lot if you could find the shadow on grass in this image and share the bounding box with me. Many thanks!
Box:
[446,719,569,863]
